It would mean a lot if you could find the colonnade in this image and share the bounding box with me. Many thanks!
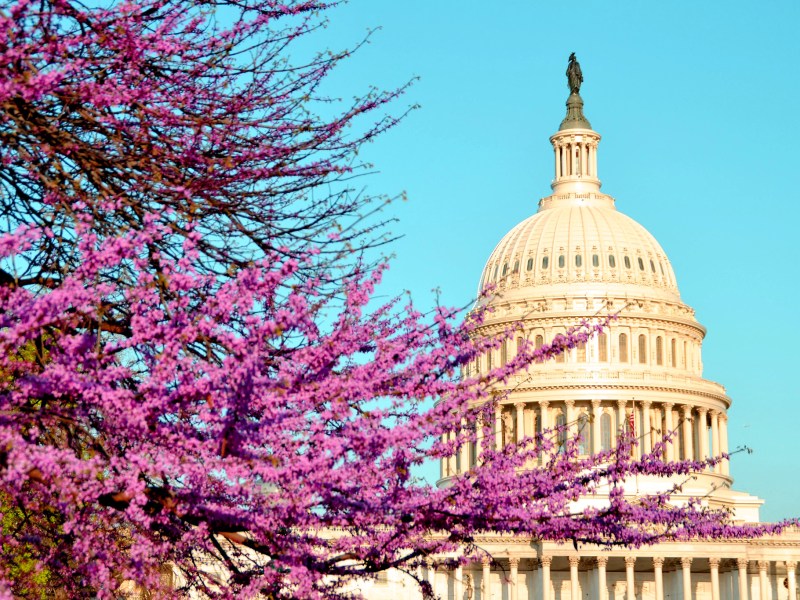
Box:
[554,139,599,180]
[421,555,799,600]
[441,400,730,479]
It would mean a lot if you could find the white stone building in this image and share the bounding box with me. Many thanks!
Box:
[359,63,800,600]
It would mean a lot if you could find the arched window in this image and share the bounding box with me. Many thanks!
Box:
[656,336,664,365]
[624,256,631,269]
[638,334,647,364]
[619,333,629,363]
[600,412,613,451]
[671,338,677,367]
[592,254,600,267]
[502,263,508,277]
[598,332,608,362]
[500,340,508,366]
[683,340,688,367]
[475,355,481,374]
[555,413,567,452]
[535,334,544,349]
[609,255,616,268]
[637,257,645,271]
[527,257,534,271]
[486,349,493,371]
[542,256,549,269]
[558,255,565,268]
[576,342,586,362]
[513,260,519,273]
[516,337,523,356]
[575,254,582,268]
[577,413,590,455]
[493,264,498,279]
[650,259,656,273]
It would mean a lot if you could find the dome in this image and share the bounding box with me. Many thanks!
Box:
[478,193,681,304]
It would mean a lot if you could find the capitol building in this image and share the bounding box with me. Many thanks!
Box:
[360,60,800,600]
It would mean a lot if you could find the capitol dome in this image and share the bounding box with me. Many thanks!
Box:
[479,197,680,303]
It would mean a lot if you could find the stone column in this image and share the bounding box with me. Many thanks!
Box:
[569,555,580,600]
[495,405,503,450]
[592,400,602,455]
[697,408,708,465]
[664,402,675,461]
[720,414,730,476]
[560,145,566,179]
[710,411,721,472]
[709,558,720,600]
[642,401,652,455]
[455,565,463,600]
[737,558,749,600]
[555,145,561,179]
[476,413,484,465]
[617,400,627,437]
[625,556,636,600]
[440,434,446,479]
[682,405,694,460]
[426,560,436,591]
[681,557,693,600]
[541,555,552,600]
[592,142,598,175]
[565,400,576,444]
[597,556,609,600]
[758,561,768,600]
[653,557,665,600]
[787,561,797,600]
[515,403,525,443]
[459,418,470,474]
[540,401,550,463]
[509,557,519,600]
[482,558,491,600]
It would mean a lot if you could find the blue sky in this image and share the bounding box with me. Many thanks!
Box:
[307,1,800,522]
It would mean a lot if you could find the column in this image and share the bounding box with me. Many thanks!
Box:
[681,557,693,600]
[455,565,463,600]
[560,145,567,179]
[540,401,550,463]
[737,558,749,600]
[541,555,552,600]
[592,142,598,176]
[570,555,580,600]
[623,556,635,600]
[482,558,491,600]
[642,401,652,455]
[787,561,797,600]
[617,400,627,437]
[720,414,730,476]
[758,561,768,600]
[653,557,665,600]
[592,400,602,455]
[426,560,436,591]
[440,433,446,479]
[711,411,721,472]
[476,413,484,464]
[565,400,576,442]
[495,405,503,450]
[515,402,525,443]
[710,558,720,600]
[697,408,708,465]
[509,557,519,600]
[597,556,609,600]
[581,142,588,176]
[664,402,675,461]
[682,405,694,460]
[555,146,561,179]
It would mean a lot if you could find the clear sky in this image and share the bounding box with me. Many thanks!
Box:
[307,1,800,522]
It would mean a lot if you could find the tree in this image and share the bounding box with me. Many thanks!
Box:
[0,1,790,599]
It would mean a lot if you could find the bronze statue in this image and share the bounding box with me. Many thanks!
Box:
[566,52,583,94]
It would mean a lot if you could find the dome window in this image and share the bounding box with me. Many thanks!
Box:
[598,332,608,362]
[637,257,645,271]
[493,265,499,280]
[650,259,656,273]
[618,333,629,362]
[502,263,508,277]
[660,263,665,275]
[656,336,664,365]
[623,256,631,269]
[575,254,582,267]
[592,254,600,267]
[513,260,519,273]
[609,255,616,268]
[638,334,647,364]
[541,256,549,269]
[527,258,534,271]
[558,255,565,268]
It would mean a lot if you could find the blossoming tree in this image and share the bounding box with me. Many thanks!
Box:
[0,1,788,598]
